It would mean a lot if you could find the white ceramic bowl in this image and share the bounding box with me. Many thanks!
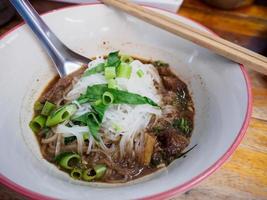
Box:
[0,4,252,200]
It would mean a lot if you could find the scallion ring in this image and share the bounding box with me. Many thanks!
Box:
[82,164,107,181]
[108,79,117,89]
[117,63,132,79]
[83,132,89,141]
[94,164,107,179]
[82,168,96,181]
[102,91,114,105]
[105,67,116,80]
[58,153,81,170]
[46,104,77,127]
[29,115,47,133]
[41,101,56,116]
[70,168,82,179]
[34,101,43,111]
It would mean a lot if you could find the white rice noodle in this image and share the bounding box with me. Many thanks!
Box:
[74,103,92,117]
[41,133,58,144]
[87,56,105,69]
[65,73,107,101]
[116,60,162,104]
[72,100,81,109]
[98,136,112,153]
[87,134,94,154]
[102,104,161,157]
[53,124,89,154]
[63,58,163,157]
[90,149,113,162]
[64,57,106,101]
[55,133,61,156]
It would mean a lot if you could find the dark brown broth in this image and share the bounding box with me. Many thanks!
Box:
[33,57,194,183]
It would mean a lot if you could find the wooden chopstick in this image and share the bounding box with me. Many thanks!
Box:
[101,0,267,75]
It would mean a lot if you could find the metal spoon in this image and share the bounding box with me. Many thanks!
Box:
[9,0,91,77]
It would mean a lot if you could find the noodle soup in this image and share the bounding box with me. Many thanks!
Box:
[29,51,194,183]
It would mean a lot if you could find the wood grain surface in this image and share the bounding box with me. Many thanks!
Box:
[0,0,266,199]
[103,0,267,75]
[176,1,267,199]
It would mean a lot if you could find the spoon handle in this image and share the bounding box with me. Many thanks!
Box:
[10,0,91,77]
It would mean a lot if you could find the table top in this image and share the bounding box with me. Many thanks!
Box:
[0,0,266,199]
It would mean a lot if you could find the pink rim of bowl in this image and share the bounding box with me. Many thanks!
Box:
[0,3,252,200]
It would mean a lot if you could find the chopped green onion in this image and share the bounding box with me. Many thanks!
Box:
[83,132,89,141]
[102,91,114,105]
[82,164,107,181]
[34,101,43,111]
[105,67,116,80]
[108,79,117,89]
[46,104,77,127]
[83,63,105,77]
[58,152,81,170]
[117,63,132,79]
[137,69,144,77]
[82,168,96,181]
[120,54,133,64]
[29,115,47,133]
[81,84,158,107]
[41,101,56,116]
[94,164,107,179]
[70,168,82,179]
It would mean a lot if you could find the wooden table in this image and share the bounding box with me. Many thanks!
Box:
[0,0,266,199]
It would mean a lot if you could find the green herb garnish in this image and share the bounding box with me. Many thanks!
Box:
[75,84,158,141]
[78,84,158,107]
[173,118,192,134]
[107,51,121,67]
[72,103,108,142]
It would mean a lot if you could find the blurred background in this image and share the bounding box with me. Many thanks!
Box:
[1,0,267,56]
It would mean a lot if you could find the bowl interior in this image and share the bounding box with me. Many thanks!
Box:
[0,4,250,199]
